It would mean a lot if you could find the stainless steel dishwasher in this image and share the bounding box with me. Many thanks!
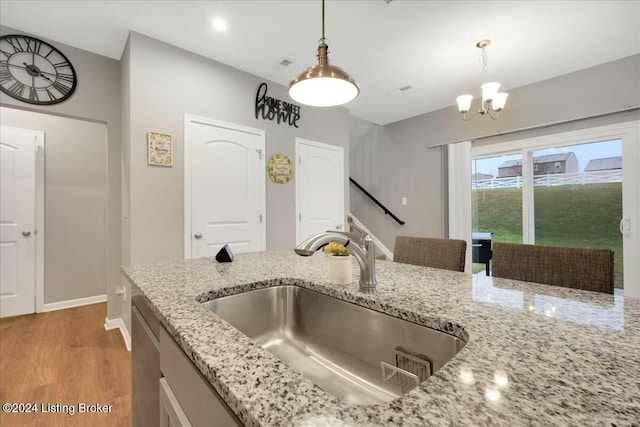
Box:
[132,295,161,427]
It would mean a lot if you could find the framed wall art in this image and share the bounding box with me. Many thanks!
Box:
[148,132,173,166]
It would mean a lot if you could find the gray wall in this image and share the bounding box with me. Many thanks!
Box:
[0,26,121,318]
[350,116,445,251]
[121,32,350,331]
[388,55,640,148]
[0,107,107,303]
[350,55,640,252]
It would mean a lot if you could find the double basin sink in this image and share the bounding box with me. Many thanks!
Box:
[202,285,465,405]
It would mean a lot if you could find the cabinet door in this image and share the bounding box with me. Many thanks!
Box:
[132,306,160,426]
[160,378,192,427]
[159,327,243,426]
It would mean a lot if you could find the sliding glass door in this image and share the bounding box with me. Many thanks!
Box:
[466,122,639,296]
[532,141,623,287]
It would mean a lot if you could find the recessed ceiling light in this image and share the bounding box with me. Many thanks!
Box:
[211,17,227,33]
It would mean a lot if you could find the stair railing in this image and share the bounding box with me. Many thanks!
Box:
[349,177,405,225]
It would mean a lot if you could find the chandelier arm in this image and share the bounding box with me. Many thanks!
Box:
[462,110,480,121]
[486,108,499,120]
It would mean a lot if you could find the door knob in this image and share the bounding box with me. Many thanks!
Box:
[22,230,31,237]
[194,232,203,239]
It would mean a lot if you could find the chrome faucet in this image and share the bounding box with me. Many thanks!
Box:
[294,221,377,294]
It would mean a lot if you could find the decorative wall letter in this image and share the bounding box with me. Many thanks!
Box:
[255,82,301,128]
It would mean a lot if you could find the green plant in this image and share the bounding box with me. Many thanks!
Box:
[323,242,351,256]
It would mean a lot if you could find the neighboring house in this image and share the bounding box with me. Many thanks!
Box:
[584,156,622,171]
[498,152,579,177]
[472,172,494,181]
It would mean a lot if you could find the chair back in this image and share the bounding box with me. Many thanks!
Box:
[492,242,614,294]
[394,236,467,272]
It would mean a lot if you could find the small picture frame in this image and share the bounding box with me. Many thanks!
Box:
[148,132,173,167]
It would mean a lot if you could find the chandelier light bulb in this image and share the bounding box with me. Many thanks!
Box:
[492,92,509,111]
[481,82,501,103]
[456,95,473,113]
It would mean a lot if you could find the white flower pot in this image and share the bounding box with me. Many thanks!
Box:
[327,254,353,285]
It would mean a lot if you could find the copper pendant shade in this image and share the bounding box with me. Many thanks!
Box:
[288,0,359,107]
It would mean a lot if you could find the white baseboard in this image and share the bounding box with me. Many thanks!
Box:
[41,294,107,313]
[104,317,131,351]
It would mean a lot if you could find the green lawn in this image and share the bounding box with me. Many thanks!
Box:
[472,183,623,288]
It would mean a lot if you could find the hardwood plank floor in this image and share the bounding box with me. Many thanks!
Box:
[0,303,131,427]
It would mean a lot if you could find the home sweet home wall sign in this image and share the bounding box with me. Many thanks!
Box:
[255,82,301,128]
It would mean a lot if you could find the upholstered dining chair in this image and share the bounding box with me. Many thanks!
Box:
[393,236,467,272]
[491,242,614,294]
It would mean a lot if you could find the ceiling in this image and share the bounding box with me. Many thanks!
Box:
[1,1,639,125]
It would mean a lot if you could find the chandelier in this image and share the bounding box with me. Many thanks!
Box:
[456,40,508,120]
[288,0,359,107]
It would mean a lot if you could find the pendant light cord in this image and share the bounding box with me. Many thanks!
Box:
[321,0,326,42]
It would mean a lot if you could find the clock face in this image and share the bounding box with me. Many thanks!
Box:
[0,34,77,105]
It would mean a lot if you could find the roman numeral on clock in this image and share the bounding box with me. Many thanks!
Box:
[25,38,43,55]
[44,87,56,101]
[0,62,10,83]
[5,37,26,53]
[52,80,71,96]
[56,73,74,84]
[6,80,25,97]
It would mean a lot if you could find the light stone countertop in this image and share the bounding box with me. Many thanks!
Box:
[122,250,640,426]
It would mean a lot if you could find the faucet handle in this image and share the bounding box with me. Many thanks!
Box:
[325,230,351,238]
[347,214,369,244]
[327,230,363,242]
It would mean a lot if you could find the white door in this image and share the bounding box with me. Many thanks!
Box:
[186,116,266,258]
[0,127,38,318]
[296,138,345,245]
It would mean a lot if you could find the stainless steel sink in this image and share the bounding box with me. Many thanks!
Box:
[202,285,465,405]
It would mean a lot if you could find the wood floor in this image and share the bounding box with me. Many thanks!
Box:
[0,303,131,427]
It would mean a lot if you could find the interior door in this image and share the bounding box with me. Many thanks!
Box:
[187,117,265,258]
[0,126,37,318]
[296,138,345,245]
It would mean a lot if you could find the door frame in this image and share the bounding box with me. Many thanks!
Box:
[183,114,266,259]
[1,126,45,314]
[295,137,345,245]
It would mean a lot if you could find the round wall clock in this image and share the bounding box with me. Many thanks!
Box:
[0,34,77,105]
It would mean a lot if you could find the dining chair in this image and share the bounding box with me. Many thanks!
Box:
[491,242,614,294]
[393,236,467,272]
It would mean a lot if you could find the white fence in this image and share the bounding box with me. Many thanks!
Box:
[472,170,622,190]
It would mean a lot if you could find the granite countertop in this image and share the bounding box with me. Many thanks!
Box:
[122,250,640,426]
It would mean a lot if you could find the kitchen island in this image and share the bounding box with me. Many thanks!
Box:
[122,250,640,426]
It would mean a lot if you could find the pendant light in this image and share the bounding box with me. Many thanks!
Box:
[288,0,359,107]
